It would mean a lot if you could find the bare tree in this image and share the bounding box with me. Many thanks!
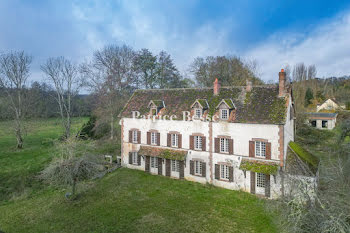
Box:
[41,57,82,139]
[81,45,136,140]
[0,51,32,148]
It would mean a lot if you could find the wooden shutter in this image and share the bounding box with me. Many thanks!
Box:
[189,136,194,150]
[250,172,256,194]
[179,160,184,179]
[137,130,141,144]
[266,142,271,159]
[229,139,234,155]
[229,166,234,182]
[145,156,150,172]
[129,130,132,143]
[167,134,171,147]
[190,160,194,175]
[158,158,162,175]
[215,164,220,180]
[265,174,270,198]
[201,162,206,177]
[215,138,220,153]
[147,132,151,145]
[157,133,160,146]
[166,159,171,176]
[249,141,255,157]
[129,152,132,164]
[137,154,141,166]
[202,136,206,151]
[178,134,182,148]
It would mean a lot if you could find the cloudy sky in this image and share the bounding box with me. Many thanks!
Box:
[1,0,350,84]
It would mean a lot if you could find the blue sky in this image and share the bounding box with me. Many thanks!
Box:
[1,0,350,84]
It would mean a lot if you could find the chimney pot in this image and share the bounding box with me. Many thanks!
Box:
[213,78,221,95]
[279,69,286,97]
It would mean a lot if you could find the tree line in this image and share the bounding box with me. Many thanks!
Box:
[1,45,262,148]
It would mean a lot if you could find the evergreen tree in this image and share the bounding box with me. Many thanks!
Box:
[304,88,314,107]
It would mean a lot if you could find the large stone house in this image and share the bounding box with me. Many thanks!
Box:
[119,69,297,199]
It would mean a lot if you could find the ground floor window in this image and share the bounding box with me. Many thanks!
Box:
[132,152,138,165]
[194,160,202,175]
[310,120,316,127]
[150,157,158,168]
[171,160,180,172]
[322,120,328,128]
[220,165,229,180]
[256,173,265,188]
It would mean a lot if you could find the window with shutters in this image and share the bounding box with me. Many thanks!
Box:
[220,165,229,180]
[256,173,265,188]
[194,108,202,119]
[255,141,266,157]
[171,160,180,172]
[171,134,178,147]
[132,130,138,143]
[150,157,158,168]
[194,136,202,150]
[194,161,202,175]
[220,109,229,120]
[151,132,157,145]
[132,152,138,165]
[220,138,229,153]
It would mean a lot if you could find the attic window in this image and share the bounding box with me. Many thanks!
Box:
[151,108,157,116]
[195,108,202,119]
[220,109,228,120]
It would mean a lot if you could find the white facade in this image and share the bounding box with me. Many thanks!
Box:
[120,105,294,199]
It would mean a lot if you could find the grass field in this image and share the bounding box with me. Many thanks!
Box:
[0,118,278,233]
[0,118,88,202]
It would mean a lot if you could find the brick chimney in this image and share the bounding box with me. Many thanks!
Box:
[246,79,252,92]
[213,78,221,95]
[279,69,286,97]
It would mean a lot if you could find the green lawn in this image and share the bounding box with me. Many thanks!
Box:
[0,118,88,202]
[0,118,277,232]
[0,168,277,233]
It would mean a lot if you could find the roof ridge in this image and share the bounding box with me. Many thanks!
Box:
[134,84,276,92]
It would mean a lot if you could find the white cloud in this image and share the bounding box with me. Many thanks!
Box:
[245,11,350,81]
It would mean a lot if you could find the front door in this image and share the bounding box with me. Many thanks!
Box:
[256,173,266,195]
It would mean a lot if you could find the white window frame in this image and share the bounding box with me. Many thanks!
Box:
[151,107,158,116]
[194,136,202,150]
[255,141,266,157]
[150,156,158,168]
[132,152,138,165]
[151,132,157,145]
[194,108,202,119]
[171,134,178,147]
[194,160,202,175]
[256,173,265,188]
[220,109,229,120]
[220,164,229,180]
[220,138,229,153]
[171,160,180,172]
[132,130,138,143]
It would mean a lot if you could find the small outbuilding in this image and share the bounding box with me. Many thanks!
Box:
[316,98,344,112]
[306,112,337,130]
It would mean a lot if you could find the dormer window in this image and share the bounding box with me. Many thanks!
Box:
[151,108,157,116]
[195,108,202,119]
[220,109,228,120]
[148,100,165,116]
[216,99,236,121]
[191,99,208,120]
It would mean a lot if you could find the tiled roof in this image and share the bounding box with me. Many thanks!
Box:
[121,85,289,124]
[305,112,338,118]
[138,145,187,161]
